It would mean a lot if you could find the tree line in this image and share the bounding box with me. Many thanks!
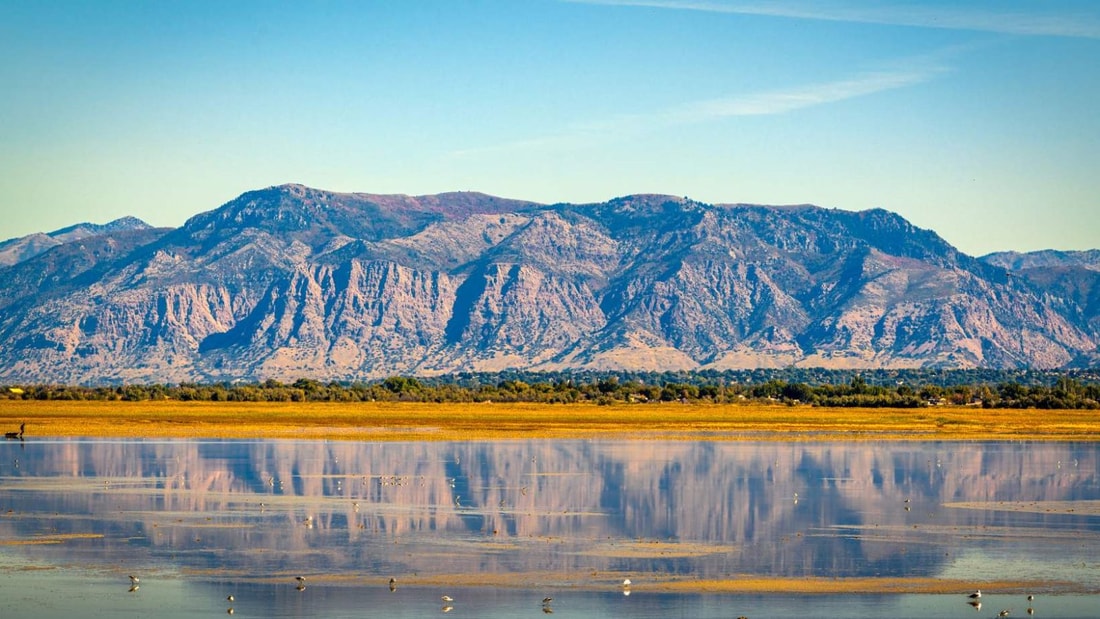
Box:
[3,369,1099,409]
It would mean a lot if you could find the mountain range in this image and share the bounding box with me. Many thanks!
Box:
[1,183,1096,384]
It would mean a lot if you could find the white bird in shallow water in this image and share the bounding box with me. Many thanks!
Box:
[441,595,454,603]
[968,589,981,599]
[622,579,631,587]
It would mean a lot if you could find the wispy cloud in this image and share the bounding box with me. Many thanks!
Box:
[662,67,941,121]
[452,64,944,157]
[565,0,1100,39]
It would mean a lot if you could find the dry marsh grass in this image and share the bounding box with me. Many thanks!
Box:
[1,400,1097,441]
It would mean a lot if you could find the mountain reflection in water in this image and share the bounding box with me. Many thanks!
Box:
[1,439,1098,589]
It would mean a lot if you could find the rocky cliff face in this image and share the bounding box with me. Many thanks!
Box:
[981,249,1100,366]
[0,184,1095,383]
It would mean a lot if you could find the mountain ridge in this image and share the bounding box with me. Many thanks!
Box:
[0,216,153,267]
[0,184,1096,384]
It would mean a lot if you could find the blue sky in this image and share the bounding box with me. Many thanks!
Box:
[1,0,1097,255]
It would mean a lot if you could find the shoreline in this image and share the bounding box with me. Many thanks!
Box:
[314,572,1084,595]
[3,562,1091,595]
[2,400,1099,442]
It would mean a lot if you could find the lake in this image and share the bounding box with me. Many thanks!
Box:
[1,438,1098,618]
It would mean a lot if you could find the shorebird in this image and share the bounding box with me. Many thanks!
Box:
[542,596,553,605]
[1027,594,1034,602]
[227,595,234,602]
[389,577,397,591]
[968,589,981,599]
[441,595,454,603]
[4,423,24,440]
[998,610,1010,617]
[622,578,631,587]
[129,575,140,585]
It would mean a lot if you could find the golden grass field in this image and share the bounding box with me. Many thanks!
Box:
[1,399,1097,441]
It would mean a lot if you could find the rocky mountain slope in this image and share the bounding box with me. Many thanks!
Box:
[982,249,1100,272]
[0,184,1096,384]
[0,216,152,267]
[981,249,1100,349]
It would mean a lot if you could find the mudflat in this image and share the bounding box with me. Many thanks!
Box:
[1,399,1097,441]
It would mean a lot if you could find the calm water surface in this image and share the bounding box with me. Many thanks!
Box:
[1,438,1098,618]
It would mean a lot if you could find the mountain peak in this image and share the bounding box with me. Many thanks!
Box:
[982,249,1100,272]
[179,185,541,248]
[47,216,152,240]
[0,216,153,267]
